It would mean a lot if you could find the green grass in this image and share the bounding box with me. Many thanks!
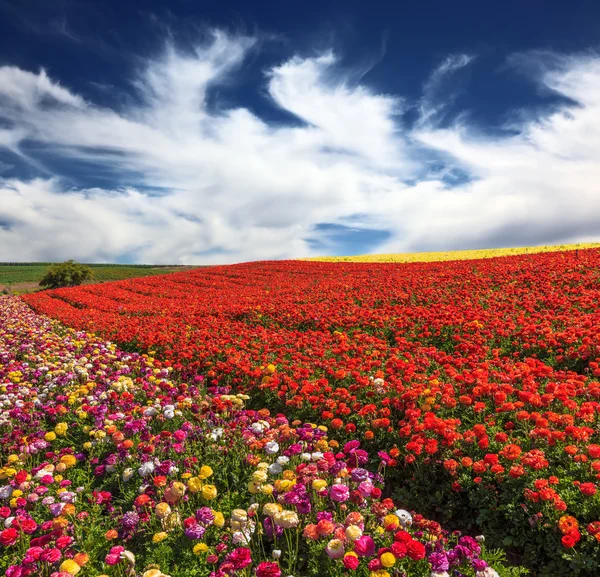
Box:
[0,263,191,292]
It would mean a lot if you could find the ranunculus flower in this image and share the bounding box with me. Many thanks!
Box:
[330,484,350,503]
[354,535,375,557]
[255,561,282,577]
[0,528,19,546]
[325,538,345,559]
[406,539,426,560]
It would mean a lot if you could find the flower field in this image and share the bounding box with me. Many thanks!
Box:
[307,242,600,263]
[0,296,515,577]
[10,247,600,575]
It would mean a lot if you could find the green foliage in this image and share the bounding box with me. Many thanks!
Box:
[0,262,190,290]
[39,260,94,289]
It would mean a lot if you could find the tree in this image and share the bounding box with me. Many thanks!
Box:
[39,260,94,289]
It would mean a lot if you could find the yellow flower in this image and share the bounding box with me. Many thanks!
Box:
[252,470,268,483]
[12,490,23,498]
[153,532,168,543]
[248,481,262,494]
[60,455,77,468]
[274,479,294,492]
[345,525,362,541]
[59,559,81,575]
[273,510,299,529]
[261,484,274,495]
[193,543,209,555]
[45,432,57,442]
[55,423,68,436]
[312,479,327,491]
[187,477,203,493]
[383,514,399,529]
[201,484,217,500]
[380,552,396,568]
[155,502,172,520]
[263,503,281,517]
[198,465,213,479]
[7,455,18,463]
[266,364,276,373]
[212,511,224,527]
[170,482,186,498]
[282,470,296,481]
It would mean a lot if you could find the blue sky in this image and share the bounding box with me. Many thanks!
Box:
[1,0,600,263]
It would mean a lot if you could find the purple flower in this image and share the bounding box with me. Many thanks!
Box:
[122,510,140,530]
[429,552,450,572]
[185,524,206,540]
[350,468,369,483]
[196,507,215,525]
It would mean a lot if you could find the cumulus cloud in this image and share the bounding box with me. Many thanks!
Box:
[0,33,600,263]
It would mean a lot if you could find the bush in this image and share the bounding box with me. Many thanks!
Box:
[39,260,93,289]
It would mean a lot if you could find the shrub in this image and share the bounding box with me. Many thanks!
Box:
[39,260,93,289]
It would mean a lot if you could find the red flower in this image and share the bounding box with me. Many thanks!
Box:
[226,547,252,569]
[406,539,426,560]
[579,482,597,496]
[256,561,282,577]
[0,527,19,546]
[561,532,580,548]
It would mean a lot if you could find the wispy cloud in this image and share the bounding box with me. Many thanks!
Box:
[0,35,599,263]
[417,53,475,127]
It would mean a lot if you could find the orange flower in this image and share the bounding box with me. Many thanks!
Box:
[500,444,522,461]
[105,529,119,540]
[558,515,579,535]
[73,553,90,566]
[316,519,335,536]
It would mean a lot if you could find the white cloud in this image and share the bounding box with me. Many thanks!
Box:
[0,34,600,263]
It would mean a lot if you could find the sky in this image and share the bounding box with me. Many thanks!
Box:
[1,0,600,264]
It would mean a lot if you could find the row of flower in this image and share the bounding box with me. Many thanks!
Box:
[22,250,600,574]
[0,295,515,577]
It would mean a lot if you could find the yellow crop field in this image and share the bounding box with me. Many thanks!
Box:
[307,242,600,263]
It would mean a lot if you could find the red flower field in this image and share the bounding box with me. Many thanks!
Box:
[23,249,600,574]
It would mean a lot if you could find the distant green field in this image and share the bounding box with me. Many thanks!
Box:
[0,263,191,292]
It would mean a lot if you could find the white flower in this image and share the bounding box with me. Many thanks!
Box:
[4,517,14,528]
[476,569,500,577]
[276,456,289,466]
[0,486,13,500]
[250,421,268,435]
[138,462,155,477]
[300,453,311,461]
[395,509,413,527]
[232,527,254,545]
[122,468,134,482]
[272,549,282,559]
[121,550,136,565]
[264,441,279,455]
[209,428,224,441]
[431,572,450,577]
[311,452,324,461]
[268,463,283,475]
[144,407,158,416]
[164,409,175,420]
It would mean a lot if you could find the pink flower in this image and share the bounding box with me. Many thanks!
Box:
[105,545,125,565]
[330,484,350,503]
[226,547,252,569]
[354,535,376,557]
